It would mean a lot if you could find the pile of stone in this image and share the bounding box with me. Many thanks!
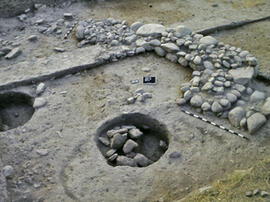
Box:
[131,23,267,134]
[76,18,137,48]
[75,19,268,134]
[127,88,152,104]
[98,125,166,167]
[35,16,76,37]
[0,42,22,59]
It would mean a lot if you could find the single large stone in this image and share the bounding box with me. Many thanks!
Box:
[231,90,241,98]
[116,156,136,167]
[193,56,202,65]
[76,25,85,40]
[219,99,230,107]
[250,90,265,103]
[178,57,188,67]
[201,102,211,111]
[128,128,143,139]
[136,39,152,50]
[247,57,258,66]
[154,47,166,57]
[98,136,110,146]
[239,51,249,58]
[183,90,192,101]
[228,67,255,85]
[4,47,22,59]
[211,101,223,113]
[124,35,137,44]
[166,53,178,63]
[177,98,186,106]
[190,95,203,107]
[107,128,129,138]
[234,84,246,93]
[150,39,161,47]
[261,97,270,116]
[161,43,179,52]
[202,82,213,91]
[36,82,46,95]
[33,98,47,109]
[199,36,218,46]
[134,154,152,167]
[247,113,267,134]
[123,139,138,154]
[203,61,214,70]
[110,133,127,149]
[136,24,166,37]
[105,149,117,158]
[130,21,143,31]
[174,25,192,38]
[228,107,245,127]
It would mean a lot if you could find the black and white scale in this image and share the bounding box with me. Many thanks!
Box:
[179,108,249,140]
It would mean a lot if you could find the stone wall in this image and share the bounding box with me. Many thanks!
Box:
[0,0,68,18]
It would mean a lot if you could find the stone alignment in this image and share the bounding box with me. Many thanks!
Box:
[76,18,269,134]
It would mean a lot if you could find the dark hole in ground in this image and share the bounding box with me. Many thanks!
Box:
[0,91,35,131]
[95,113,170,167]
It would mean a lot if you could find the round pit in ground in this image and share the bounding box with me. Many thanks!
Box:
[0,91,35,131]
[95,113,170,167]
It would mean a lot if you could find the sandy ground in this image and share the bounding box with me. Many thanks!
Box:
[1,54,270,201]
[0,0,270,201]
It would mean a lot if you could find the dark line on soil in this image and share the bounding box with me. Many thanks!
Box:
[0,59,105,91]
[0,29,269,92]
[196,15,270,35]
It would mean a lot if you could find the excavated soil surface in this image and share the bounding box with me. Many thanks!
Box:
[0,0,270,201]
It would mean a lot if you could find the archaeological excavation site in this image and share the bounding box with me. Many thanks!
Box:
[0,0,270,201]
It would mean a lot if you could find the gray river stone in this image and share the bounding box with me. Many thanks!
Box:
[116,156,136,167]
[190,95,203,107]
[130,21,143,31]
[250,90,265,103]
[136,24,166,37]
[110,133,127,149]
[228,67,255,85]
[123,139,138,154]
[228,107,245,127]
[261,97,270,116]
[247,113,267,134]
[161,43,180,52]
[199,36,218,46]
[211,101,223,113]
[173,25,192,38]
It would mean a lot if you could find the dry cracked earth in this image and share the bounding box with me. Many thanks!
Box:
[0,0,270,201]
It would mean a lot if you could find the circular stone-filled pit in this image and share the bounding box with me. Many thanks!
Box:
[0,91,34,131]
[95,113,170,167]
